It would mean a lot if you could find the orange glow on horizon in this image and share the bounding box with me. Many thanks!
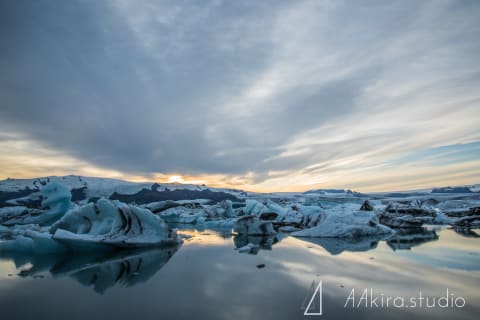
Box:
[1,137,479,194]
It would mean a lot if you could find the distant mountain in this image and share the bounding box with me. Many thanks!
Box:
[1,175,478,208]
[302,188,366,197]
[110,188,240,204]
[431,186,473,194]
[0,175,243,207]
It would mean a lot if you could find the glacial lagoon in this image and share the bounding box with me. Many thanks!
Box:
[0,226,479,320]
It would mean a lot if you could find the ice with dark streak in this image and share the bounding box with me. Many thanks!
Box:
[0,182,180,253]
[50,198,180,249]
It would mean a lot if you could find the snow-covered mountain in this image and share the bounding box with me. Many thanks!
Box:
[1,175,479,208]
[0,175,246,207]
[302,188,367,197]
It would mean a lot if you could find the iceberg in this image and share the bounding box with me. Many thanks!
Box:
[0,230,67,253]
[379,202,437,228]
[1,182,181,253]
[40,181,73,223]
[233,215,276,236]
[360,200,374,211]
[158,206,205,224]
[292,210,394,238]
[0,206,41,226]
[50,198,180,249]
[0,182,72,226]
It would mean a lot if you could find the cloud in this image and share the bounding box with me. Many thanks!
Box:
[0,0,479,191]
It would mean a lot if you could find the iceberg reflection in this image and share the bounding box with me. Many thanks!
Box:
[3,245,180,294]
[386,228,439,251]
[294,234,390,255]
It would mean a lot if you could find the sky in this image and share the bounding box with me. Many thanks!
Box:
[0,0,479,192]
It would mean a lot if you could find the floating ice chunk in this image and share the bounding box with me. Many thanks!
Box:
[379,202,436,228]
[264,200,289,217]
[242,199,289,217]
[360,200,374,211]
[0,235,35,252]
[432,212,451,224]
[233,215,276,235]
[144,200,181,213]
[243,200,267,216]
[0,206,29,218]
[39,182,73,224]
[0,206,46,226]
[297,205,326,227]
[0,182,73,226]
[292,210,393,238]
[451,214,480,228]
[0,230,66,253]
[158,206,204,224]
[50,198,179,250]
[436,200,480,216]
[203,200,235,218]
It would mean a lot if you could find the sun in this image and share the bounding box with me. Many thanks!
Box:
[168,175,184,183]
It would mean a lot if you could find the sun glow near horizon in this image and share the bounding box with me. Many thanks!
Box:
[167,175,184,184]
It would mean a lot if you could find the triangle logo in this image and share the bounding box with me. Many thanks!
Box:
[303,280,323,316]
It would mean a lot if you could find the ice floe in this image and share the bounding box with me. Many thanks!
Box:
[233,215,276,236]
[379,202,437,228]
[50,198,180,249]
[0,182,180,253]
[292,209,393,238]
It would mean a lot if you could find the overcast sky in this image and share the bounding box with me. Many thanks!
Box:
[1,0,479,192]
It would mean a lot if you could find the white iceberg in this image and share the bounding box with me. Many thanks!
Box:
[0,182,72,226]
[40,181,73,222]
[243,199,268,216]
[203,200,235,218]
[0,230,66,253]
[50,198,180,249]
[292,210,394,238]
[158,206,205,224]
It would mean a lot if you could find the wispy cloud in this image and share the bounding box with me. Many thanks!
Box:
[0,0,479,191]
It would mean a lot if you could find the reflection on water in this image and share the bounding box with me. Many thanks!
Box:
[452,227,480,238]
[2,245,180,294]
[386,228,439,251]
[295,234,388,255]
[233,234,282,254]
[0,228,479,320]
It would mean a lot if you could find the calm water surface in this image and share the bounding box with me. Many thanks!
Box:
[0,227,479,320]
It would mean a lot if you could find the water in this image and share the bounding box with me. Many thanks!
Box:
[0,227,479,320]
